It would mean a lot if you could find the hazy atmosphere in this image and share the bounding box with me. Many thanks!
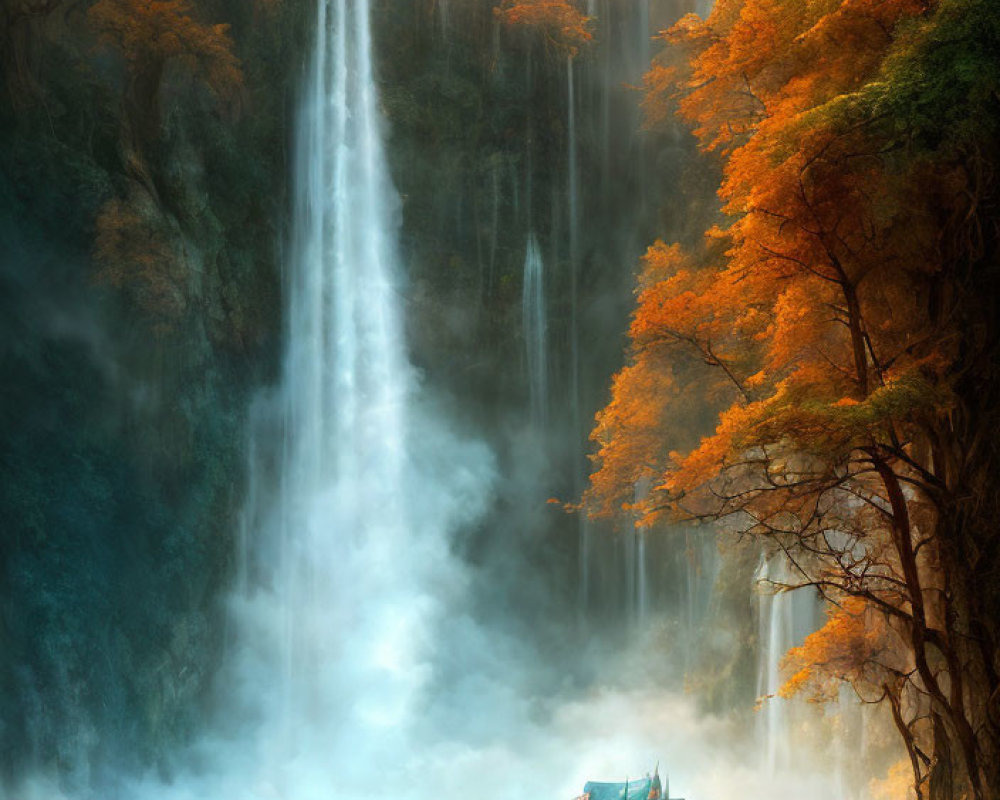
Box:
[3,1,999,799]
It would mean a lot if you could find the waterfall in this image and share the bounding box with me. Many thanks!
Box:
[623,529,636,623]
[436,0,450,35]
[488,159,500,295]
[632,478,652,625]
[756,555,792,773]
[636,533,649,624]
[522,233,548,429]
[684,536,696,635]
[279,0,415,735]
[566,52,592,621]
[567,54,580,431]
[834,685,856,800]
[226,0,492,791]
[637,0,651,68]
[755,554,822,774]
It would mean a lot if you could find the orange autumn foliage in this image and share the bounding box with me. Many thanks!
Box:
[589,356,677,521]
[94,191,192,335]
[870,761,920,800]
[646,0,929,153]
[87,0,244,334]
[88,0,243,113]
[587,240,732,524]
[494,0,593,56]
[592,0,953,527]
[587,1,1000,794]
[780,597,887,702]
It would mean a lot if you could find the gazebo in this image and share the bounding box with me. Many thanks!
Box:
[575,767,679,800]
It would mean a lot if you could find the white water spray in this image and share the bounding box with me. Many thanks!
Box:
[224,0,494,792]
[280,0,414,738]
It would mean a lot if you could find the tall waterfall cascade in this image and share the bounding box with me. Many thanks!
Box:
[280,0,413,736]
[232,0,493,791]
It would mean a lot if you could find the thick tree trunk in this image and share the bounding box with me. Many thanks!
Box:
[873,456,986,800]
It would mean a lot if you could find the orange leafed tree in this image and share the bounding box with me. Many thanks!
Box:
[87,0,243,331]
[781,597,892,703]
[587,1,1000,798]
[88,0,242,143]
[494,0,593,56]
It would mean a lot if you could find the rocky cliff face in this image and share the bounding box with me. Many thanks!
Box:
[0,0,304,779]
[0,0,737,789]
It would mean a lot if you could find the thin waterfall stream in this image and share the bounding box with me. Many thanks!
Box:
[522,232,548,430]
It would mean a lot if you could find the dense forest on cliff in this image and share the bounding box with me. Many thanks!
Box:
[1,1,998,799]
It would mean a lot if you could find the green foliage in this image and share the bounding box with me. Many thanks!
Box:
[860,0,1000,153]
[746,371,955,458]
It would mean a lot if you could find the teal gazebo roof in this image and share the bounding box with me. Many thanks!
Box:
[583,775,661,800]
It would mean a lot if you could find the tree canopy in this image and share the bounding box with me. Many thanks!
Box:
[88,0,242,93]
[586,2,1000,797]
[493,0,593,56]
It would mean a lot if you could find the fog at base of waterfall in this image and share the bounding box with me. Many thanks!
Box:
[6,1,877,798]
[10,641,856,800]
